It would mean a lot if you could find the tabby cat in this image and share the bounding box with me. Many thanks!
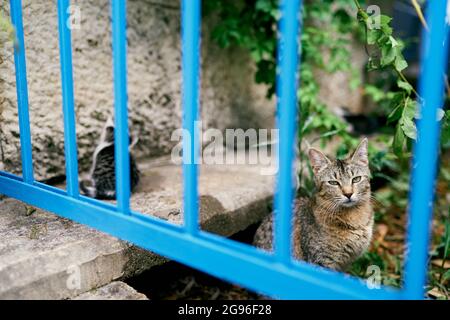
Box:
[254,138,373,271]
[80,117,140,200]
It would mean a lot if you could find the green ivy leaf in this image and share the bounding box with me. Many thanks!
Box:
[387,104,403,124]
[397,80,413,94]
[255,0,273,13]
[394,56,408,72]
[401,117,417,140]
[403,99,417,120]
[365,84,386,102]
[393,124,406,158]
[367,29,382,45]
[389,36,399,48]
[386,92,405,124]
[381,45,396,66]
[380,15,393,26]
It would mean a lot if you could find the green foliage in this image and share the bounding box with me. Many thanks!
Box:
[205,0,450,295]
[442,110,450,148]
[350,250,402,288]
[355,0,424,159]
[204,0,278,95]
[0,12,14,45]
[207,0,450,160]
[204,0,357,134]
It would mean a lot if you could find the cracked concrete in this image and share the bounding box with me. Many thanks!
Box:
[73,281,148,300]
[0,157,274,299]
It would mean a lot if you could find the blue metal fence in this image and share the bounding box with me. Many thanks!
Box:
[0,0,448,299]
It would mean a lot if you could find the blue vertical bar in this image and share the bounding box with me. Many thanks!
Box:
[274,0,301,262]
[57,0,79,197]
[10,0,34,183]
[111,0,130,214]
[181,0,201,234]
[404,0,449,299]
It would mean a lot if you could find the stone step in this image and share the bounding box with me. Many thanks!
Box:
[0,157,274,299]
[72,281,148,300]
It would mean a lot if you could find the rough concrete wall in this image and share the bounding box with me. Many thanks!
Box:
[313,35,367,116]
[309,2,367,117]
[0,0,274,180]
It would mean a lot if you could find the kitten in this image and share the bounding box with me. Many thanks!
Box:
[80,117,140,200]
[254,138,373,271]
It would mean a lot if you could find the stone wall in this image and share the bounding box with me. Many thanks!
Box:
[0,0,274,180]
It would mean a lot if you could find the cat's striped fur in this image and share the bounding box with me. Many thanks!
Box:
[80,117,140,200]
[254,139,373,271]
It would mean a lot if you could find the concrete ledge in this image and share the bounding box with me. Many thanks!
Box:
[0,158,274,299]
[73,281,148,300]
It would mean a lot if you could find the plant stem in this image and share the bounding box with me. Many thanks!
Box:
[396,69,420,98]
[353,0,362,11]
[411,0,429,31]
[354,0,420,99]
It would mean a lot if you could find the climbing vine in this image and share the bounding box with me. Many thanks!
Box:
[204,0,450,165]
[205,0,450,296]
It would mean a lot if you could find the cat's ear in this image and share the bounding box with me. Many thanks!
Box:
[105,116,114,128]
[351,138,369,166]
[100,116,115,144]
[308,148,331,174]
[129,131,139,151]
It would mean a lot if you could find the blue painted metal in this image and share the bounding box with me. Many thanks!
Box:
[403,0,449,300]
[274,0,301,263]
[10,0,33,183]
[0,171,401,299]
[57,0,79,197]
[2,0,448,299]
[181,0,201,234]
[111,0,130,214]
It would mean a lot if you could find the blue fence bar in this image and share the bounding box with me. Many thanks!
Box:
[57,0,79,197]
[274,0,302,263]
[403,0,449,299]
[181,0,201,234]
[111,0,130,214]
[10,0,33,183]
[0,173,402,299]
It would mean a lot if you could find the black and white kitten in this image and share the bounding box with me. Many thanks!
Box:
[80,117,140,200]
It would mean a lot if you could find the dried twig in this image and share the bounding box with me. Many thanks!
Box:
[411,0,450,97]
[411,0,429,31]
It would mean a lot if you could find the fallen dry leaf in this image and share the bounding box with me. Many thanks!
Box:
[427,288,447,299]
[431,259,450,269]
[375,224,389,243]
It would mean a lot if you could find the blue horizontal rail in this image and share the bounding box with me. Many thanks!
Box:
[1,0,448,299]
[0,170,401,299]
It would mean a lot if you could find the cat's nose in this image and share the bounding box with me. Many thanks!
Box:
[343,192,353,199]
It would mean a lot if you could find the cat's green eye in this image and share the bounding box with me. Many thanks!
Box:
[328,180,339,186]
[352,176,362,183]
